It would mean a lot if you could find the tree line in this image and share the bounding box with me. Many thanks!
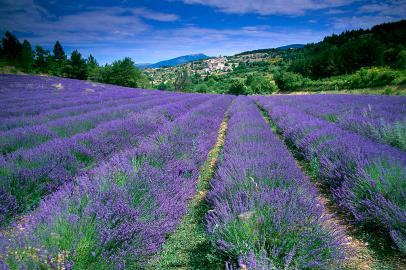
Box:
[288,20,406,79]
[0,31,149,88]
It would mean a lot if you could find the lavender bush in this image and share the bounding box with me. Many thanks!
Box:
[264,94,406,151]
[254,95,406,254]
[0,93,233,269]
[0,75,223,225]
[207,97,346,269]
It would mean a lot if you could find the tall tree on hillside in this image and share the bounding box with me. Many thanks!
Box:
[53,41,66,61]
[174,68,191,92]
[18,40,34,72]
[66,50,87,79]
[34,46,50,73]
[1,31,21,61]
[86,54,99,80]
[50,41,67,76]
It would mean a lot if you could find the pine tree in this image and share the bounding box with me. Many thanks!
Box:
[18,40,34,72]
[86,54,99,81]
[1,31,22,61]
[68,50,87,79]
[53,41,66,61]
[34,46,50,72]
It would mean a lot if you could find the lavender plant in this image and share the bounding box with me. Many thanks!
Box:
[206,97,346,269]
[263,94,406,151]
[0,93,233,269]
[254,96,406,254]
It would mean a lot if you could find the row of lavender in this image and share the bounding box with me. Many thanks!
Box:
[0,76,163,130]
[0,95,232,269]
[253,96,406,254]
[0,75,160,118]
[0,93,212,225]
[269,95,406,151]
[0,93,180,154]
[206,97,346,269]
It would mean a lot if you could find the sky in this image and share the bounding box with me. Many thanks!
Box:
[0,0,405,64]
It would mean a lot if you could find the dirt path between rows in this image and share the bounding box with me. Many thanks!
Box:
[147,99,234,270]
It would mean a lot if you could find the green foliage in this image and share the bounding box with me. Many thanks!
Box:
[174,68,191,91]
[34,46,50,73]
[1,31,21,61]
[245,74,277,94]
[274,67,406,92]
[53,41,66,61]
[64,50,88,80]
[86,54,99,81]
[69,50,87,78]
[397,50,406,69]
[18,40,34,72]
[155,81,174,91]
[289,20,406,79]
[99,57,149,88]
[273,70,307,91]
[228,79,247,95]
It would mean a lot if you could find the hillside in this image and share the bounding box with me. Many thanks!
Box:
[236,43,304,55]
[146,20,406,95]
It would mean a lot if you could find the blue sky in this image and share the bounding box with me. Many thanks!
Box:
[1,0,405,64]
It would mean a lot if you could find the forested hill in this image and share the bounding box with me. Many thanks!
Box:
[236,44,304,55]
[289,20,406,79]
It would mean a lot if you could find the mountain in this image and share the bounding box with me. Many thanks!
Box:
[276,44,305,50]
[137,53,209,69]
[135,63,153,69]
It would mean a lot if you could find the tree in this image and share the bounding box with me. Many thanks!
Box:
[18,40,34,72]
[66,50,87,79]
[195,83,209,93]
[86,54,98,69]
[86,54,99,81]
[228,80,247,95]
[246,74,277,94]
[49,41,67,76]
[174,68,191,92]
[53,41,66,61]
[34,46,50,73]
[1,31,21,61]
[99,57,148,88]
[273,70,306,92]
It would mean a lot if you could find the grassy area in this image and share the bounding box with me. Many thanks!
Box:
[147,103,232,270]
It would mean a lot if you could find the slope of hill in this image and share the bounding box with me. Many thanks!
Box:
[277,44,305,50]
[146,20,406,95]
[236,44,304,55]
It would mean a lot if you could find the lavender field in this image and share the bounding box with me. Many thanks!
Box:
[0,75,405,269]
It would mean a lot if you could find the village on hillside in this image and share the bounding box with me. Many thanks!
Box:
[144,51,282,86]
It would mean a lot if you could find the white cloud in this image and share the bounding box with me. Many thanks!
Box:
[0,2,179,45]
[332,15,397,30]
[358,0,406,17]
[133,8,180,21]
[179,0,356,15]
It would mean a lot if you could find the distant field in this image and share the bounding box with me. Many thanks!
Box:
[1,75,405,269]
